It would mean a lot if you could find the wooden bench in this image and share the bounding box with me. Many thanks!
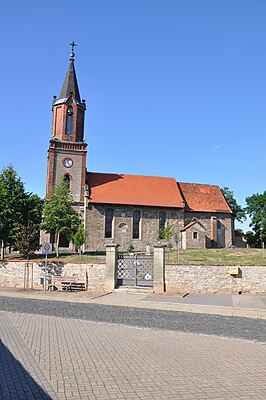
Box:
[49,276,86,292]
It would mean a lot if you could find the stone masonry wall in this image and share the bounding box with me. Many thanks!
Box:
[184,212,234,248]
[0,261,106,291]
[165,264,266,294]
[85,203,184,252]
[1,260,265,295]
[181,224,206,250]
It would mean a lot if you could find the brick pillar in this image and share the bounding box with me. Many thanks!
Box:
[105,244,118,292]
[153,245,165,293]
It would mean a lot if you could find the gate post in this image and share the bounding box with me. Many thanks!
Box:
[153,245,165,293]
[105,244,118,292]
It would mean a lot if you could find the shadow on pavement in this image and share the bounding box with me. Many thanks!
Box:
[0,340,53,400]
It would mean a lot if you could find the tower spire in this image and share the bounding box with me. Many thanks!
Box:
[58,41,81,103]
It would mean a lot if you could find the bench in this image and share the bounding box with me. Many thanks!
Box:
[49,276,86,292]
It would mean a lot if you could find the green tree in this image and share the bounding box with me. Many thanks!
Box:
[158,223,174,241]
[0,165,44,260]
[0,165,28,260]
[40,180,80,258]
[15,224,40,260]
[245,191,266,244]
[73,223,87,257]
[244,230,260,248]
[221,187,246,222]
[23,194,44,226]
[18,194,44,258]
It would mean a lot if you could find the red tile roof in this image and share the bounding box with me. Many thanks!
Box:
[88,172,184,208]
[181,220,206,231]
[180,221,196,231]
[178,182,232,213]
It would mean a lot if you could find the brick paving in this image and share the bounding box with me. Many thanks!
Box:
[0,309,266,400]
[233,295,266,309]
[0,312,56,399]
[0,296,266,342]
[146,294,235,307]
[145,293,266,310]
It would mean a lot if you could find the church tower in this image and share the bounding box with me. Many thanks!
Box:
[46,44,87,204]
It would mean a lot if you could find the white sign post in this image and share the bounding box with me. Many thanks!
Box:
[42,243,52,293]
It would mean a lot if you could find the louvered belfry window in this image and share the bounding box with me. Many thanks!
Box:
[66,106,73,135]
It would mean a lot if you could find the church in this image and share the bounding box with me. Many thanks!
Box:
[45,48,234,252]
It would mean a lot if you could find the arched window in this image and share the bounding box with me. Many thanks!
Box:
[159,211,166,229]
[66,106,73,135]
[158,211,167,239]
[133,210,141,239]
[105,208,114,238]
[193,231,198,239]
[63,174,71,189]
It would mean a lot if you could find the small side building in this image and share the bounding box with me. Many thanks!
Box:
[181,220,206,250]
[179,182,234,248]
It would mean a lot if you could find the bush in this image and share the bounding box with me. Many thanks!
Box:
[127,244,134,253]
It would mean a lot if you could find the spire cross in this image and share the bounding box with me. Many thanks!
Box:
[69,41,77,53]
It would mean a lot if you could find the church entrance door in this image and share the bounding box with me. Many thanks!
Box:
[117,254,153,287]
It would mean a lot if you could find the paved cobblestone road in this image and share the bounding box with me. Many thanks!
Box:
[1,310,266,400]
[0,296,266,342]
[1,297,266,399]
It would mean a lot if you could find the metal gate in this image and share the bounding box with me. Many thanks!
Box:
[117,254,154,287]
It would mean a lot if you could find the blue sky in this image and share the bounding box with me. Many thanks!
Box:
[1,0,266,232]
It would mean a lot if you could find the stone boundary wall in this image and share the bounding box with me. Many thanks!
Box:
[1,260,266,295]
[0,261,106,291]
[165,264,266,294]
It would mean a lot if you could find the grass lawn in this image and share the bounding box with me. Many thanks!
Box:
[165,248,266,266]
[3,252,105,263]
[3,248,266,266]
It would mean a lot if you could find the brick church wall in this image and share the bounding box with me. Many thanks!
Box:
[85,204,185,252]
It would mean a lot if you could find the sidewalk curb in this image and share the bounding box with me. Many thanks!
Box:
[1,289,266,320]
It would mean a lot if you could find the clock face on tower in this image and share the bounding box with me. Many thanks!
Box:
[63,158,73,168]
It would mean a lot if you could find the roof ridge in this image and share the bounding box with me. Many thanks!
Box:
[87,171,176,180]
[179,181,219,187]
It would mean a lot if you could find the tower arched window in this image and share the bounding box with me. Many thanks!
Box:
[63,174,71,189]
[133,210,141,239]
[66,106,73,135]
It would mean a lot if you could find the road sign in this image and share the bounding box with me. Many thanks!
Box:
[42,243,52,255]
